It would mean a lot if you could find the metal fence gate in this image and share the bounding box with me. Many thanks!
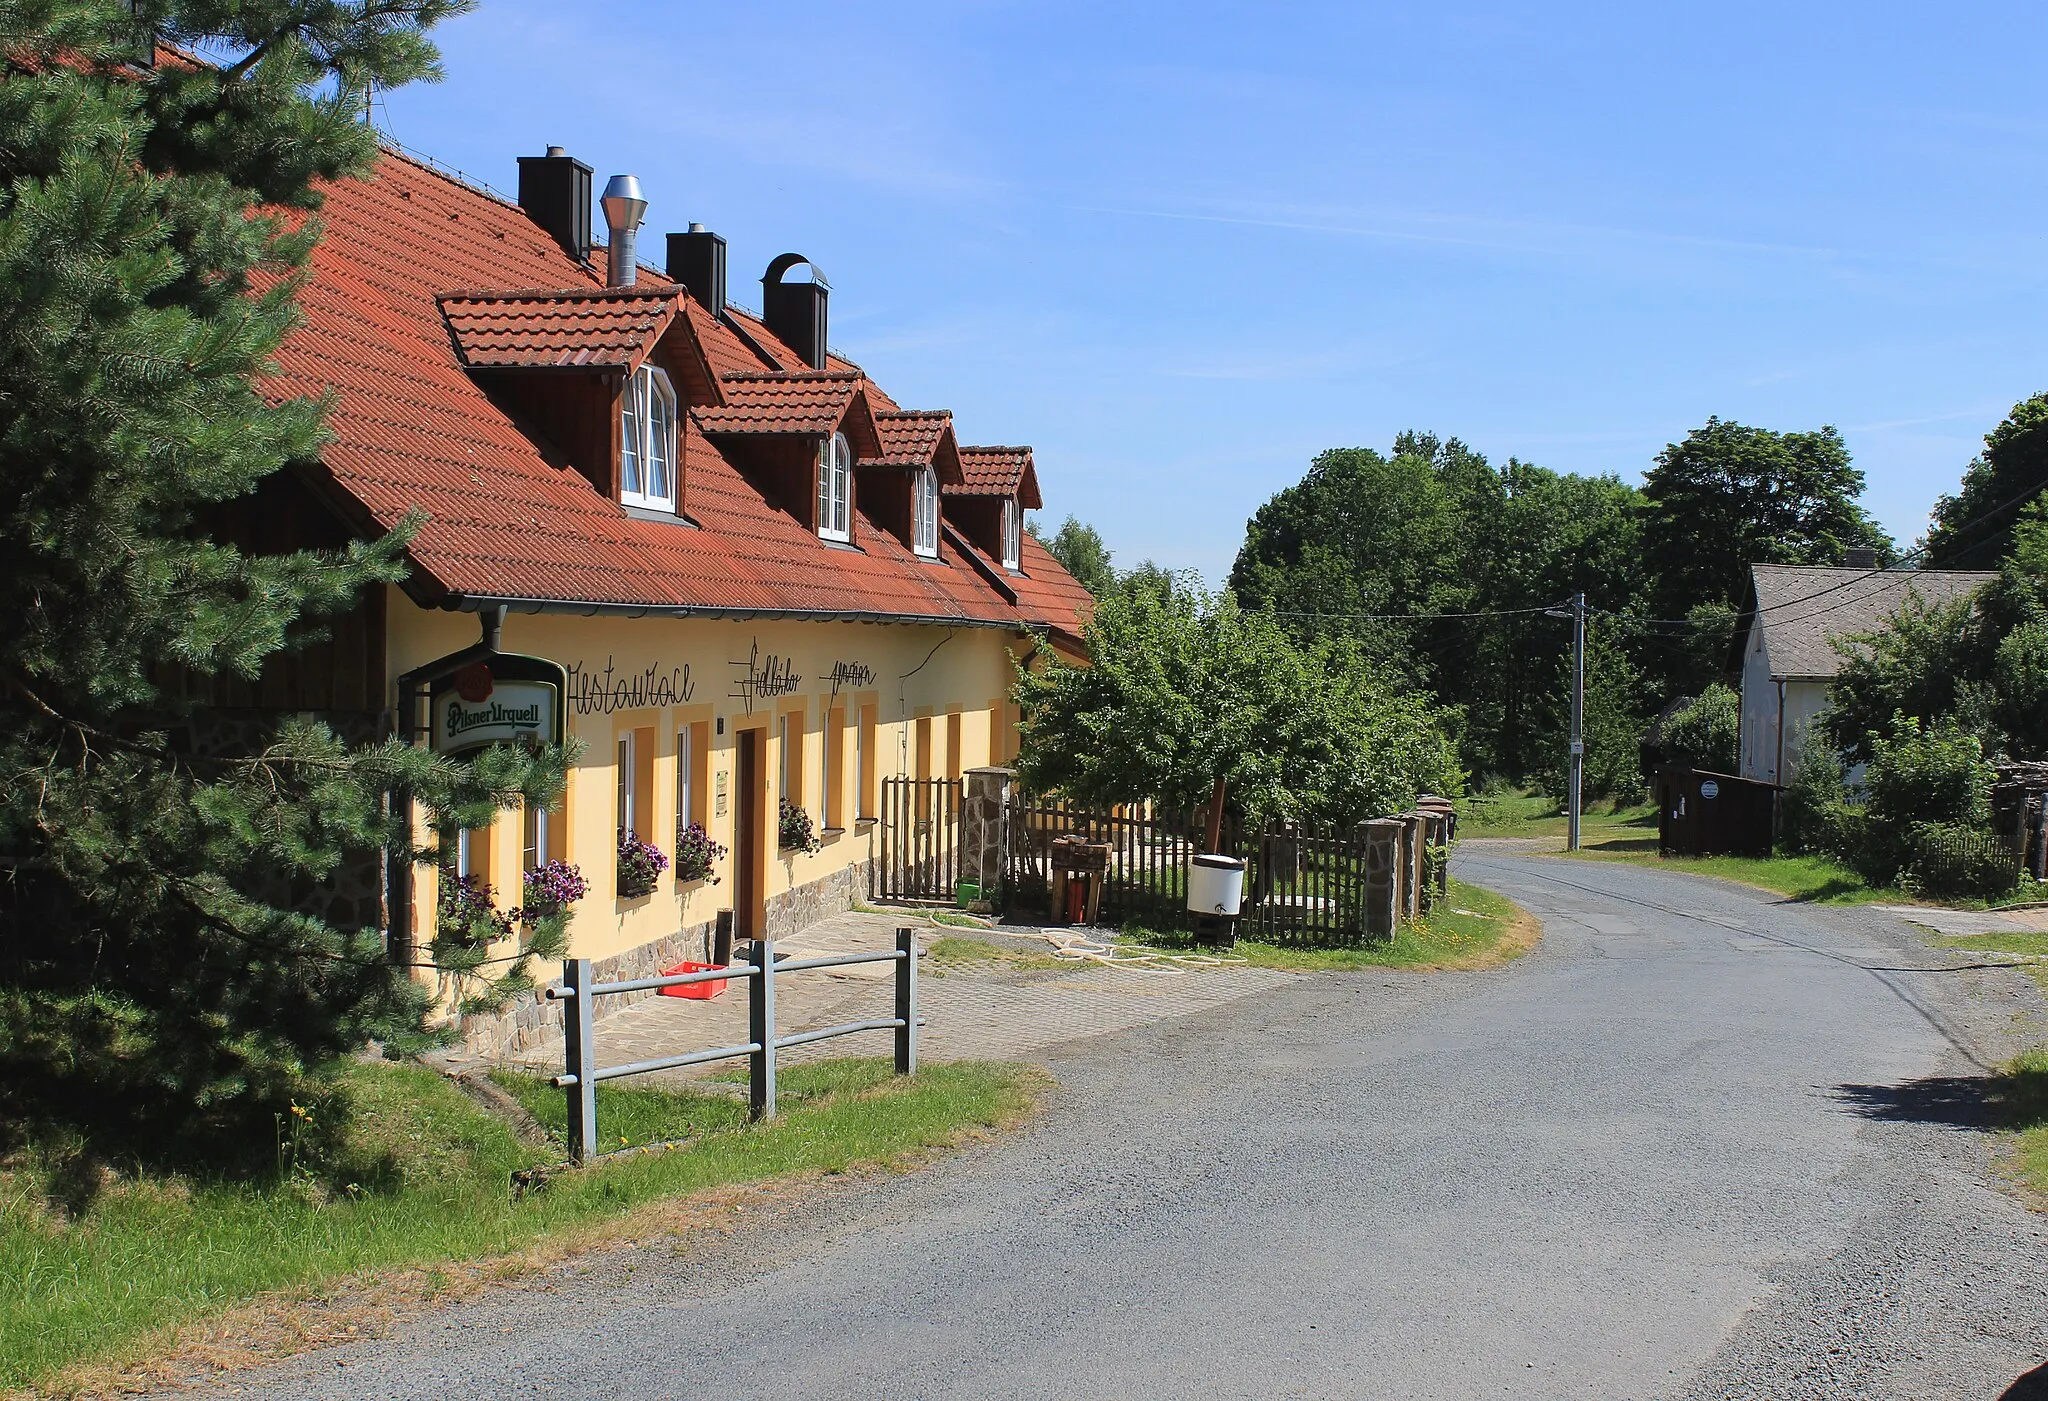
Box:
[875,776,961,903]
[1002,794,1380,945]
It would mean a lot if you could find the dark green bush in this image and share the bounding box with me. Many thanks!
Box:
[1900,822,2021,900]
[1660,683,1741,774]
[1779,728,1850,856]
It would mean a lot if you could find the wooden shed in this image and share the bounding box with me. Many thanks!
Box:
[1657,766,1779,859]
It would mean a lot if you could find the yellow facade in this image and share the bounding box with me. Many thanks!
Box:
[393,589,1020,968]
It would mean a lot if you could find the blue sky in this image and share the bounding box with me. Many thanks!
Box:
[381,1,2048,580]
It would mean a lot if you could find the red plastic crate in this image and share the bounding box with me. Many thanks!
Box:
[657,960,727,999]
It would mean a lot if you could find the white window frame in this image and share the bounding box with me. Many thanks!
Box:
[676,725,694,833]
[617,734,636,837]
[455,827,476,880]
[855,707,869,819]
[619,365,678,512]
[817,431,852,542]
[912,466,939,558]
[523,802,551,873]
[1001,496,1021,570]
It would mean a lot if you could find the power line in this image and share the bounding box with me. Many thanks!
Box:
[1266,601,1568,623]
[1599,469,2048,637]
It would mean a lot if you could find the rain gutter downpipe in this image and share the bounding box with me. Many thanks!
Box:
[385,606,506,970]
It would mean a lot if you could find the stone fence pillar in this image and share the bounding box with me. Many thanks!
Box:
[1398,815,1421,918]
[1416,797,1457,909]
[1362,818,1405,939]
[959,767,1015,902]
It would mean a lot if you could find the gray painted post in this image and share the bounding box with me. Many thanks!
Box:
[749,938,777,1121]
[894,927,918,1075]
[562,958,597,1165]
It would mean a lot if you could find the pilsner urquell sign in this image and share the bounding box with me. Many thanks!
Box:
[429,655,563,755]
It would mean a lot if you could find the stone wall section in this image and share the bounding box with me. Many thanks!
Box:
[453,856,873,1059]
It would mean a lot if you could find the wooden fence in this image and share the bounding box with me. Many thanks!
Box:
[1003,794,1384,945]
[874,777,961,903]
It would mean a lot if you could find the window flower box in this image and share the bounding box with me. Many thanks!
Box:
[674,821,727,884]
[778,799,822,854]
[617,830,668,899]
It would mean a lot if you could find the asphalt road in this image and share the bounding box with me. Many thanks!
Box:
[193,851,2048,1401]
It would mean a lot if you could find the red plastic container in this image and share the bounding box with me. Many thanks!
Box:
[657,960,727,999]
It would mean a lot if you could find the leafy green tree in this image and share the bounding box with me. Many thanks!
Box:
[1012,581,1459,832]
[1230,435,1645,780]
[0,0,574,1162]
[1925,393,2048,568]
[1229,442,1464,683]
[1641,418,1892,695]
[1658,683,1741,774]
[1031,515,1115,597]
[1822,592,1995,763]
[1531,619,1647,802]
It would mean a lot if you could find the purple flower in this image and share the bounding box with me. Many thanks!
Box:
[617,830,668,898]
[520,859,589,916]
[674,822,727,884]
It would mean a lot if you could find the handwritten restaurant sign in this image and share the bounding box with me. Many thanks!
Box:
[728,641,802,713]
[565,657,694,716]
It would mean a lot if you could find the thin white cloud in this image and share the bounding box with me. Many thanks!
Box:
[1062,200,1840,262]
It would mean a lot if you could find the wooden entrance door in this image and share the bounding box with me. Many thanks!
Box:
[734,727,765,941]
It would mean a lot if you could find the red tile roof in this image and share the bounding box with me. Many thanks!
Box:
[438,286,679,370]
[953,446,1043,509]
[693,371,863,436]
[866,410,965,485]
[262,146,1089,642]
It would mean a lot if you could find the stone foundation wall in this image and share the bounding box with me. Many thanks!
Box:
[453,856,874,1060]
[763,856,873,938]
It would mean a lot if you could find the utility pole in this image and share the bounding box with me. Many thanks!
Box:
[1568,591,1586,852]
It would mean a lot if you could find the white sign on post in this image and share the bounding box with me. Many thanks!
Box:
[1699,779,1720,800]
[428,658,562,755]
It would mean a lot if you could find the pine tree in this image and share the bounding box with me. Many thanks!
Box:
[0,1,568,1163]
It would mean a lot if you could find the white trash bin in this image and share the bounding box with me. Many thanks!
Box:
[1186,853,1246,916]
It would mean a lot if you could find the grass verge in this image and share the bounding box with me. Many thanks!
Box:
[1456,789,1658,843]
[1118,877,1537,972]
[1,1057,1037,1395]
[1935,930,2048,995]
[1996,1048,2048,1197]
[927,934,1068,972]
[1558,843,1894,904]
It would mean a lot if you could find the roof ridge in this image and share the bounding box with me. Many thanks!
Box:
[719,369,863,383]
[374,141,539,224]
[438,285,672,304]
[878,408,952,419]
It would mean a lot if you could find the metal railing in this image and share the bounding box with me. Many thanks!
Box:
[544,929,919,1164]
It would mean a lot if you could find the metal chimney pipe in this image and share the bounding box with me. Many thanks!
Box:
[600,174,647,287]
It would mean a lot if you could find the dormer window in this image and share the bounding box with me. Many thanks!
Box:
[818,431,852,541]
[620,366,677,511]
[1001,497,1022,570]
[912,466,939,558]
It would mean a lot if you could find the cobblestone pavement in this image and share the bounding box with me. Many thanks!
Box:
[488,909,1297,1082]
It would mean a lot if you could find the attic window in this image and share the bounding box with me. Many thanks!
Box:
[818,431,852,542]
[620,366,678,512]
[1001,497,1021,570]
[912,466,939,558]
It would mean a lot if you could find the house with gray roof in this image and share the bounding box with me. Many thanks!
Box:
[1732,563,1996,785]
